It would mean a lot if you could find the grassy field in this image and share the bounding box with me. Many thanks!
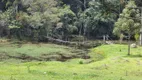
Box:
[0,42,80,56]
[0,42,142,80]
[0,41,87,61]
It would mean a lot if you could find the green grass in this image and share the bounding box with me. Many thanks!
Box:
[0,43,142,80]
[0,42,78,57]
[89,44,142,58]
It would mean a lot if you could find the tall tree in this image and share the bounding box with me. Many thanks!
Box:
[80,0,120,38]
[113,0,141,55]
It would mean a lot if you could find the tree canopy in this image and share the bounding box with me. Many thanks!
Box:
[0,0,141,41]
[114,0,141,37]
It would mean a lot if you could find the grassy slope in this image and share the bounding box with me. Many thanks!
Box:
[0,42,78,57]
[0,44,142,80]
[0,42,87,61]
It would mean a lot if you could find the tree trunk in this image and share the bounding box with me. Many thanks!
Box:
[45,36,76,46]
[128,34,131,55]
[140,7,142,46]
[128,39,130,55]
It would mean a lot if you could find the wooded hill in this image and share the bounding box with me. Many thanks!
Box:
[0,0,142,42]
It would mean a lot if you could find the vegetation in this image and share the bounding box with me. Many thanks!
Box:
[0,44,142,80]
[1,0,142,80]
[0,0,141,41]
[0,40,89,61]
[113,0,141,55]
[0,0,132,41]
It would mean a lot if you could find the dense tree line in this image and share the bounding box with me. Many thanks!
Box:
[0,0,141,42]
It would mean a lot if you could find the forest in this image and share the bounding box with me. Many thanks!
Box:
[0,0,141,42]
[1,0,142,80]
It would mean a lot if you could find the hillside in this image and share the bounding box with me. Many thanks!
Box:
[0,44,142,80]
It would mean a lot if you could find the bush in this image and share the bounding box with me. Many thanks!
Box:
[79,60,84,64]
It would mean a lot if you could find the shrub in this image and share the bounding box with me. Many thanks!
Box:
[79,60,84,64]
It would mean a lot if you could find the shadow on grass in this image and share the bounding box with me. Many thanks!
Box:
[123,55,142,58]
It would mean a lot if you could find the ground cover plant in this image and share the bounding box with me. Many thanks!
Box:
[0,42,142,80]
[0,41,89,61]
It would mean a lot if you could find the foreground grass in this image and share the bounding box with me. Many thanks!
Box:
[0,43,142,80]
